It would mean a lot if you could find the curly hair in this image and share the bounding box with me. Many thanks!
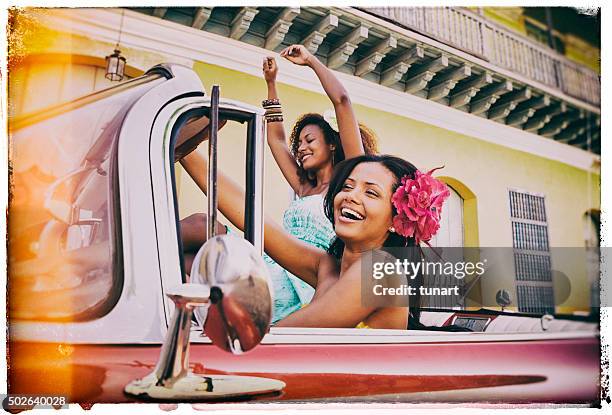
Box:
[289,113,380,186]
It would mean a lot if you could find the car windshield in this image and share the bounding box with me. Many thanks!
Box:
[8,74,164,321]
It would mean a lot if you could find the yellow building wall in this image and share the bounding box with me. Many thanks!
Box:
[564,33,601,72]
[483,7,527,34]
[8,12,167,75]
[179,61,600,313]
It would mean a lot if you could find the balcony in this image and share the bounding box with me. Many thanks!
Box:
[131,6,601,155]
[365,7,600,107]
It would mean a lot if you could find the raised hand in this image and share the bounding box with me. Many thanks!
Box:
[280,44,314,66]
[262,56,278,83]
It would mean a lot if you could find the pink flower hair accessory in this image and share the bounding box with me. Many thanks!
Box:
[391,166,451,244]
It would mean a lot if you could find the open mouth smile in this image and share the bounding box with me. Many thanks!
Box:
[339,207,365,222]
[300,154,313,163]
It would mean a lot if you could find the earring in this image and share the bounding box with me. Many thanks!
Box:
[331,147,336,165]
[389,226,396,233]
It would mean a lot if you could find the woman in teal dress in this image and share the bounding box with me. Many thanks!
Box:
[181,44,378,323]
[259,45,378,322]
[262,194,336,321]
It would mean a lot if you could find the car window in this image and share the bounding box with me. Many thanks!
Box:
[9,74,164,321]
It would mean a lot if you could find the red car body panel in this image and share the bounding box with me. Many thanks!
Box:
[9,336,599,404]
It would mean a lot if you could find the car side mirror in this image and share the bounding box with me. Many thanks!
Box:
[124,276,282,401]
[191,234,272,353]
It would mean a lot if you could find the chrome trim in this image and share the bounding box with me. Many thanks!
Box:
[207,85,220,240]
[189,327,599,345]
[149,101,192,322]
[250,111,265,256]
[145,64,173,79]
[126,284,284,400]
[9,74,164,130]
[153,285,210,386]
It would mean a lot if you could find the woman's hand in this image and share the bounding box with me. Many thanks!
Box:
[174,118,228,162]
[280,44,315,67]
[262,57,278,83]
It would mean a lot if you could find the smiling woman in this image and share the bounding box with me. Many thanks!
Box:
[180,151,446,329]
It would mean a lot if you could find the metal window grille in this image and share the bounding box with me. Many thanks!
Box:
[517,286,555,314]
[513,252,552,282]
[509,190,554,314]
[509,190,547,222]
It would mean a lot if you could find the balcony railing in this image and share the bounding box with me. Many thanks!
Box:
[366,7,600,106]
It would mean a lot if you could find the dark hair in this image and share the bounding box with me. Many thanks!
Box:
[322,154,423,327]
[289,113,379,186]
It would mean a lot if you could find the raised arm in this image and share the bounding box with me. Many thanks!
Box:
[180,150,323,286]
[280,45,363,159]
[262,57,302,193]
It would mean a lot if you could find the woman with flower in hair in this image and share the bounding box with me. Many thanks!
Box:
[181,152,450,328]
[182,44,378,322]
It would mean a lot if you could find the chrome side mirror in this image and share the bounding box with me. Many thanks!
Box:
[191,235,272,353]
[124,281,282,400]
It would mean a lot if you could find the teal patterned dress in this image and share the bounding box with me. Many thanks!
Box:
[265,194,336,323]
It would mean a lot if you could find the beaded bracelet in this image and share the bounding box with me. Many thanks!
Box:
[262,98,280,108]
[266,115,284,123]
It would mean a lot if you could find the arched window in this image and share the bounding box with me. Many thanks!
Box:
[430,185,464,247]
[425,185,465,309]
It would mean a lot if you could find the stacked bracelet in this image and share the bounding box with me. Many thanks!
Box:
[262,98,283,123]
[262,98,280,107]
[266,115,284,123]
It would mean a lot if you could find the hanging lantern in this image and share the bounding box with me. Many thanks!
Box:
[105,9,126,82]
[105,49,126,81]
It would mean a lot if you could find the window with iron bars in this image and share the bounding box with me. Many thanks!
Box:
[509,189,555,314]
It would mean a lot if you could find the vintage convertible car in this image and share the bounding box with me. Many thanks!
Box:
[6,64,600,407]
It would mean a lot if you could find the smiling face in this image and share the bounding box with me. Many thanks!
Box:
[297,124,334,171]
[333,162,397,251]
